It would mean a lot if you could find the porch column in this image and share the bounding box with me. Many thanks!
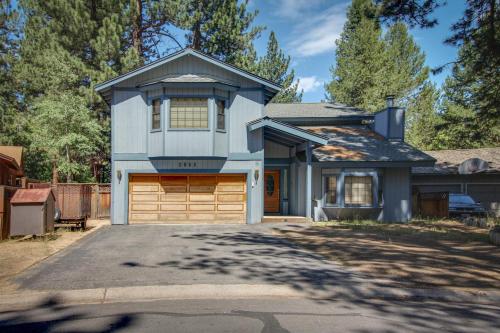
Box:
[306,140,312,219]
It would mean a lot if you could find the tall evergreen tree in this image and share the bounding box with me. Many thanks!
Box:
[256,32,302,103]
[326,1,430,114]
[180,0,263,68]
[326,0,386,112]
[0,0,20,144]
[405,82,440,149]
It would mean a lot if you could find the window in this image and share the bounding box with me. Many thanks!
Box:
[324,176,337,205]
[170,98,208,129]
[216,100,226,130]
[344,176,373,206]
[151,98,161,130]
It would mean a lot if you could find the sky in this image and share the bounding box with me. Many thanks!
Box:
[246,0,467,102]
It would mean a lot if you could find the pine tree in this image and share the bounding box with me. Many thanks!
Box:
[0,0,19,144]
[405,82,440,149]
[180,0,263,68]
[326,0,387,112]
[256,32,302,103]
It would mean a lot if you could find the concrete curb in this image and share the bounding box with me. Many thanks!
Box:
[0,284,304,308]
[2,284,500,309]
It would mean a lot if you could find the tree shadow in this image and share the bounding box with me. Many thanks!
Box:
[0,296,136,333]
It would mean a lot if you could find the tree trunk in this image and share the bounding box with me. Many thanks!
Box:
[131,0,143,57]
[52,161,58,185]
[192,22,201,50]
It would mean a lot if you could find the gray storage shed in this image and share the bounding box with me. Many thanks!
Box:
[10,188,55,236]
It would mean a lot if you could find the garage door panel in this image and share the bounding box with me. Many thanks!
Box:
[132,184,159,192]
[160,204,187,211]
[160,193,187,202]
[161,175,188,185]
[129,173,246,224]
[132,194,158,202]
[216,214,245,221]
[159,213,188,221]
[189,213,216,220]
[189,204,216,211]
[189,176,217,185]
[189,193,215,202]
[161,185,187,193]
[218,194,245,202]
[131,175,158,183]
[189,185,216,193]
[218,184,245,192]
[218,204,245,211]
[130,213,158,220]
[131,203,158,211]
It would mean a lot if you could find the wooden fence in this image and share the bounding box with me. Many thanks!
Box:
[0,186,18,240]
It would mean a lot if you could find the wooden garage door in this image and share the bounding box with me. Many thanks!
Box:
[128,174,246,224]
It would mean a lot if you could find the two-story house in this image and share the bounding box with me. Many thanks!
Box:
[95,48,435,225]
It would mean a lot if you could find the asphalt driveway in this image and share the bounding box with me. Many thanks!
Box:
[15,224,367,293]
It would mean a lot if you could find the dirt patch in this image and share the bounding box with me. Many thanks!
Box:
[0,220,108,293]
[276,220,500,291]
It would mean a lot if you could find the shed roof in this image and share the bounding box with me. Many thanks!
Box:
[264,103,369,119]
[11,188,55,204]
[301,126,435,165]
[413,147,500,174]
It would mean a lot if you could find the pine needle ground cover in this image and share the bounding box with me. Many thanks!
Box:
[275,220,500,292]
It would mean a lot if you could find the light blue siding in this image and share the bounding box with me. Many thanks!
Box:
[113,90,147,154]
[379,167,412,222]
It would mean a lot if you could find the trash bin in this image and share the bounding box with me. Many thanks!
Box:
[10,188,55,236]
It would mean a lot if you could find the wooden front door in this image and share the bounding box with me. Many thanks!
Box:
[264,170,280,213]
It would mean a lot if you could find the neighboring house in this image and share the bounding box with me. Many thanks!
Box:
[413,148,500,217]
[95,48,435,225]
[0,146,24,187]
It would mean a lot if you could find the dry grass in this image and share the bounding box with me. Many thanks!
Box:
[0,220,108,293]
[277,219,500,291]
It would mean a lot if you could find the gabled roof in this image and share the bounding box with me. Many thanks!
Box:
[413,147,500,174]
[247,117,329,146]
[95,48,282,95]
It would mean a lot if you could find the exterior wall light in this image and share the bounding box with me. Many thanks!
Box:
[117,170,122,183]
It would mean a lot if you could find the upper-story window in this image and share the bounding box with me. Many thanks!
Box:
[170,98,208,129]
[216,100,226,130]
[151,98,161,130]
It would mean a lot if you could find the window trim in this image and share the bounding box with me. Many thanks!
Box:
[322,174,340,207]
[168,97,210,131]
[150,97,163,132]
[321,169,380,209]
[342,171,379,208]
[215,98,227,132]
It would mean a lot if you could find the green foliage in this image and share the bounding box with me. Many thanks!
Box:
[0,0,20,144]
[256,32,302,103]
[327,0,429,113]
[181,0,263,67]
[405,82,440,149]
[30,93,103,182]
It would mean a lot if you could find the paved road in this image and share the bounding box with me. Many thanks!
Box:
[16,224,368,296]
[1,297,499,333]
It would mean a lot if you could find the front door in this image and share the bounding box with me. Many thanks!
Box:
[264,170,280,213]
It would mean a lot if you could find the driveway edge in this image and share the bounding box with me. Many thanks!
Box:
[2,284,500,309]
